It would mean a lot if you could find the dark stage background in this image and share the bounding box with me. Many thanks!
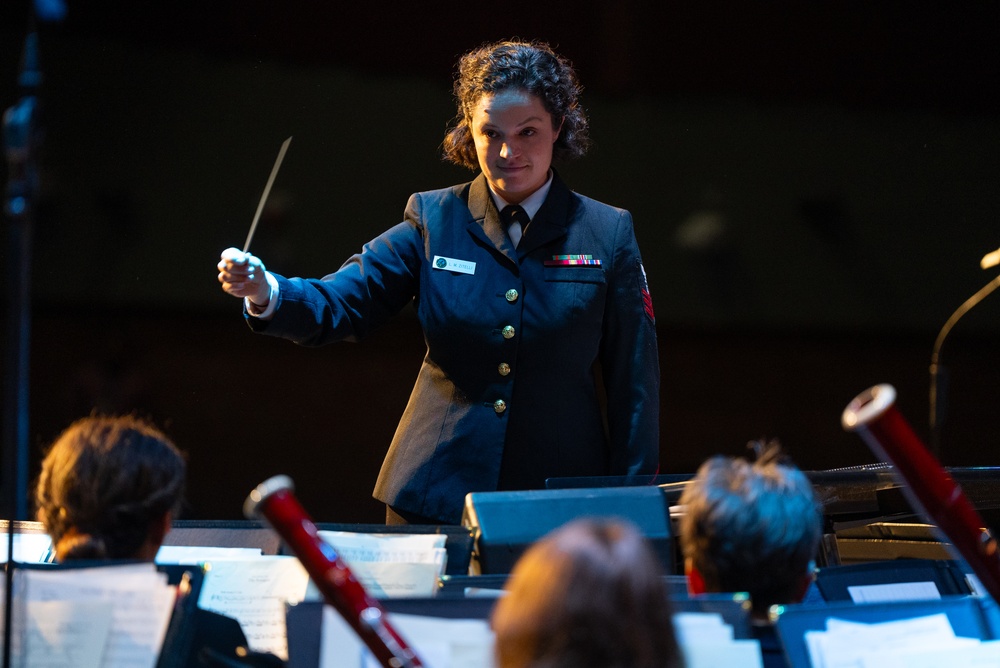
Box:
[2,2,998,523]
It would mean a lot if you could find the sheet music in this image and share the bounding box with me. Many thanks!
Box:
[317,531,447,564]
[197,555,311,659]
[350,562,445,598]
[21,600,113,668]
[859,639,1000,667]
[804,612,969,668]
[155,545,264,564]
[680,639,764,668]
[319,606,495,668]
[0,532,54,563]
[672,612,763,668]
[316,531,448,597]
[847,581,941,603]
[673,612,735,642]
[17,564,176,668]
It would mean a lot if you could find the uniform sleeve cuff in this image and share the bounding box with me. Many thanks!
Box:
[245,272,279,319]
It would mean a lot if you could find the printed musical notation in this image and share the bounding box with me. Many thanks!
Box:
[804,612,1000,667]
[321,607,495,668]
[12,563,175,668]
[197,555,311,659]
[317,531,448,598]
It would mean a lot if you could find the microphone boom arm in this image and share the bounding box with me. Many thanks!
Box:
[929,274,1000,454]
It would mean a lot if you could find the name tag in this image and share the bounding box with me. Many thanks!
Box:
[432,255,476,275]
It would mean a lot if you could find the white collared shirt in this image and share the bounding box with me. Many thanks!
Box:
[488,171,553,247]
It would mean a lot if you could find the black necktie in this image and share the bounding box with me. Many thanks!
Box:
[500,205,529,246]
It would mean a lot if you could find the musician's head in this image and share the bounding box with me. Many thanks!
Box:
[491,518,683,668]
[442,39,590,179]
[679,441,822,617]
[35,414,186,561]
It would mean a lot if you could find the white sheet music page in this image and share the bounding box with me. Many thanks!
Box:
[859,638,1000,667]
[672,612,763,668]
[154,545,264,564]
[17,564,175,668]
[316,531,448,597]
[847,581,941,603]
[197,555,311,660]
[21,599,114,668]
[804,612,972,668]
[319,606,495,668]
[0,532,54,562]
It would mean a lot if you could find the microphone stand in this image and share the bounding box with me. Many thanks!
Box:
[3,16,44,668]
[3,31,39,517]
[929,272,1000,457]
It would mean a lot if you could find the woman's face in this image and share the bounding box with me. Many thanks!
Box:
[470,88,562,204]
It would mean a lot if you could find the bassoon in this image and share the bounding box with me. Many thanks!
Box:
[842,384,1000,601]
[243,475,424,667]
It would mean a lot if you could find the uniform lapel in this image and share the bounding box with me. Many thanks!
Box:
[516,171,571,257]
[466,174,519,266]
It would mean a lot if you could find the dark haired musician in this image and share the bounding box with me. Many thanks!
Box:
[679,443,823,668]
[217,40,660,525]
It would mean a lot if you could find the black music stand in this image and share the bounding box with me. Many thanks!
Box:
[462,486,673,575]
[285,597,497,668]
[163,519,283,555]
[814,558,972,602]
[773,596,996,668]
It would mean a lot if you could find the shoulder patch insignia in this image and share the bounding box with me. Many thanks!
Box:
[638,261,654,322]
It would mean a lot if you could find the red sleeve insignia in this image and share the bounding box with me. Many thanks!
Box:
[638,262,655,322]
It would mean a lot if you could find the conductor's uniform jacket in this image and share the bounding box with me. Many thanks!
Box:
[248,172,660,524]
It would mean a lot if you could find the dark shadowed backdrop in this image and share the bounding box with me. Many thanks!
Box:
[2,1,998,522]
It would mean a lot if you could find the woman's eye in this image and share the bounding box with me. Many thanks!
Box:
[521,128,536,137]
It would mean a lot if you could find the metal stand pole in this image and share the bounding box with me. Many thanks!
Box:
[3,17,46,668]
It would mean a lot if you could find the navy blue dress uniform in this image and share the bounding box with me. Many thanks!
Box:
[247,172,659,524]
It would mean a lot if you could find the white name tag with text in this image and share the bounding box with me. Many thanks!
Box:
[432,255,476,275]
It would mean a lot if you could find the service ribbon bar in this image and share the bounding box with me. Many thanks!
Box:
[544,254,602,267]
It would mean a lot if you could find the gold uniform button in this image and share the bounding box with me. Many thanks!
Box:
[498,362,511,376]
[505,289,519,303]
[501,325,515,339]
[493,399,507,414]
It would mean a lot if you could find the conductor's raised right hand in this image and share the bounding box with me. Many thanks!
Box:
[217,247,270,307]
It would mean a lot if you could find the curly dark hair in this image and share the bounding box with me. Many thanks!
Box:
[442,40,590,170]
[35,414,186,561]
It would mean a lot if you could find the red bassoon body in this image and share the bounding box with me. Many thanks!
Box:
[244,475,424,668]
[842,384,1000,602]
